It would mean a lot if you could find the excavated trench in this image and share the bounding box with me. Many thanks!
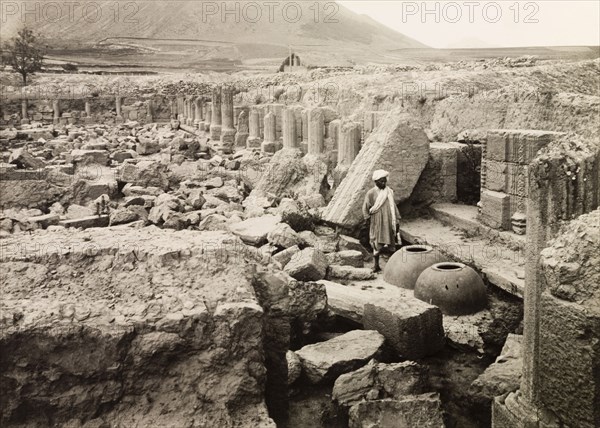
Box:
[272,274,523,428]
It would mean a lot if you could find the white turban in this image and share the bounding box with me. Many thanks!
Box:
[372,169,389,181]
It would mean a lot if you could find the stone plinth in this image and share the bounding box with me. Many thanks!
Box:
[323,111,430,228]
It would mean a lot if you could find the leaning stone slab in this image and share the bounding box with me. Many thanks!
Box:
[296,330,385,384]
[348,393,445,428]
[363,297,444,360]
[228,214,281,246]
[323,111,429,228]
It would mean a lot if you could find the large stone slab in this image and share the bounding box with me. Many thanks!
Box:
[295,330,385,384]
[323,111,429,227]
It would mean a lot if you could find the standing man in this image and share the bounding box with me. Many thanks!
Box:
[362,170,401,272]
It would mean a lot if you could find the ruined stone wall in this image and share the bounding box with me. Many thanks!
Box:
[479,130,566,231]
[0,228,275,428]
[493,134,599,428]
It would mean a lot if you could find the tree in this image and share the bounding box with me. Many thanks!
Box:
[2,28,45,86]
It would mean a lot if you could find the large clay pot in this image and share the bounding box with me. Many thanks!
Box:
[414,262,487,315]
[383,245,443,289]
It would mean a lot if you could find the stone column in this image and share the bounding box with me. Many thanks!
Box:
[115,96,123,121]
[188,97,195,126]
[194,97,203,128]
[248,108,262,148]
[261,112,278,153]
[169,98,177,119]
[235,110,249,148]
[282,108,298,149]
[186,98,192,125]
[204,105,212,132]
[219,86,236,151]
[147,99,154,123]
[210,86,222,140]
[300,109,309,154]
[337,122,362,167]
[52,99,61,124]
[20,99,29,124]
[84,99,92,117]
[307,108,324,155]
[333,121,362,188]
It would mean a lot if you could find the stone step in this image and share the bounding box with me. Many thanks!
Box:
[400,216,525,298]
[430,203,525,251]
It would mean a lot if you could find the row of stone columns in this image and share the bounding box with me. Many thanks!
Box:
[17,96,129,125]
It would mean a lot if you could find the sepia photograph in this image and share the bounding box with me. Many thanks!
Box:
[0,1,598,427]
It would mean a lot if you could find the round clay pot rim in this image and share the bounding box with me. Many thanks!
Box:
[431,262,466,271]
[402,245,433,253]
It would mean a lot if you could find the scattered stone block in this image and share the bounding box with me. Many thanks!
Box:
[363,297,444,359]
[333,360,427,408]
[284,247,328,281]
[326,250,364,268]
[267,223,303,249]
[296,330,385,384]
[110,208,141,226]
[229,214,281,246]
[287,351,302,385]
[479,189,511,230]
[470,334,522,402]
[272,245,300,268]
[348,393,445,428]
[203,176,224,189]
[9,148,46,169]
[136,139,160,155]
[327,265,375,280]
[70,150,109,166]
[119,160,169,190]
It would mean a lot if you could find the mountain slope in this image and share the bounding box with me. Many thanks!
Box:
[0,1,427,66]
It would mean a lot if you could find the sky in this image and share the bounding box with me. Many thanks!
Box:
[339,1,600,48]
